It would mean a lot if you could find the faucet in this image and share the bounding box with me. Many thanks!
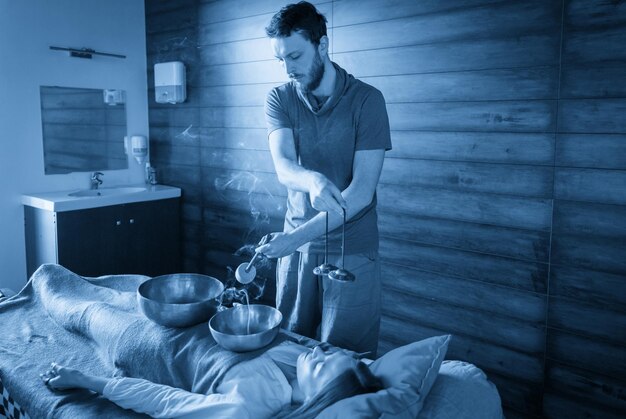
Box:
[91,172,104,190]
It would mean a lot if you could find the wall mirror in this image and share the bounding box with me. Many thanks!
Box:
[40,86,129,174]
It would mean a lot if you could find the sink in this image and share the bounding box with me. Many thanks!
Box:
[22,184,181,212]
[68,187,147,197]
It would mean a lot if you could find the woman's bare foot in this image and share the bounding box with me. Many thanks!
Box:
[40,362,85,390]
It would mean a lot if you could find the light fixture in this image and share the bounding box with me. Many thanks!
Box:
[49,46,126,59]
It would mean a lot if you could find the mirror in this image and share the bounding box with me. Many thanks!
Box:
[40,86,129,174]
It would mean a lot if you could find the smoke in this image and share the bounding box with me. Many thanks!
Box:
[213,163,285,304]
[214,171,284,239]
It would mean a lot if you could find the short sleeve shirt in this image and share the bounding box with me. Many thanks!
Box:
[265,62,391,254]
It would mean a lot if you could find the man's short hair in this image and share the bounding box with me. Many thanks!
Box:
[265,1,327,45]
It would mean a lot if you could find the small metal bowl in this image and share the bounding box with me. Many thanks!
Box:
[209,304,282,352]
[138,273,225,328]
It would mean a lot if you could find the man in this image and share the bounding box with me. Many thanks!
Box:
[256,1,391,355]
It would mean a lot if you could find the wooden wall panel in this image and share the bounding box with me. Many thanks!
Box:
[378,210,550,262]
[334,34,560,77]
[556,134,626,169]
[333,1,561,53]
[364,67,559,102]
[380,237,547,292]
[547,0,626,417]
[381,159,554,197]
[388,131,555,165]
[145,0,626,417]
[377,183,553,230]
[387,101,556,132]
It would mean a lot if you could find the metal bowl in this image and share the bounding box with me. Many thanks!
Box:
[209,304,282,352]
[138,273,225,328]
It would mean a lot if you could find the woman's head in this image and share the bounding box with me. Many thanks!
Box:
[296,342,359,398]
[280,343,382,419]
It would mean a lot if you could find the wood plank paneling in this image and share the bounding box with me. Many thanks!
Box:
[387,131,555,165]
[550,264,626,310]
[334,34,561,77]
[378,210,550,262]
[333,1,561,53]
[561,64,626,99]
[387,101,556,132]
[381,158,554,197]
[363,67,559,102]
[545,361,626,413]
[380,236,548,292]
[556,134,626,169]
[558,99,626,133]
[377,183,553,230]
[543,393,626,419]
[562,26,626,64]
[381,262,546,322]
[548,296,626,345]
[554,168,626,205]
[546,329,626,380]
[565,0,626,29]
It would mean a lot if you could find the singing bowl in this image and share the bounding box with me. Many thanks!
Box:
[209,304,282,352]
[138,273,225,328]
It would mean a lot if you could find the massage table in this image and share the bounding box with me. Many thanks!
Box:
[0,264,503,418]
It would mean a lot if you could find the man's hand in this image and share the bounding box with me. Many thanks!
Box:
[308,173,346,214]
[255,232,301,259]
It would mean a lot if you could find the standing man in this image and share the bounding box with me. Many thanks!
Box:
[255,1,391,355]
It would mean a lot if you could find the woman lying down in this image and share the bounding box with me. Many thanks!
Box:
[40,341,381,419]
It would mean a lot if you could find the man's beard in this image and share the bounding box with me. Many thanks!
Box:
[298,51,325,93]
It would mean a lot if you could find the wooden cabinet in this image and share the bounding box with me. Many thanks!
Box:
[25,198,180,277]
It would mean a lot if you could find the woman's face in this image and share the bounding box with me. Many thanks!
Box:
[296,343,358,399]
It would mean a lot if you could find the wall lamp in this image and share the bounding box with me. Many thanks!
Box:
[49,46,126,59]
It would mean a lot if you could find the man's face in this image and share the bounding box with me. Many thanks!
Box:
[271,32,325,93]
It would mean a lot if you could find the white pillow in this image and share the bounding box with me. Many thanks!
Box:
[317,335,451,418]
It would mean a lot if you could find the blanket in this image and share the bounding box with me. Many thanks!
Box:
[0,264,286,419]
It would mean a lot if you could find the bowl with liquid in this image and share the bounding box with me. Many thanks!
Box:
[209,304,282,352]
[138,273,225,328]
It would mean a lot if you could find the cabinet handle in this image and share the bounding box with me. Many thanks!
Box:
[129,218,135,224]
[116,220,122,226]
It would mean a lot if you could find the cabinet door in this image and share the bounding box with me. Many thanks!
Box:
[122,198,180,276]
[56,199,180,277]
[56,205,127,276]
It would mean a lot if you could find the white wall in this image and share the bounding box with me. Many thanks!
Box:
[0,0,149,291]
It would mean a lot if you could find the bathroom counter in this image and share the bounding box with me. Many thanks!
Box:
[22,184,181,212]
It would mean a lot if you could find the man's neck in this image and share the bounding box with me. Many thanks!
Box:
[311,59,336,98]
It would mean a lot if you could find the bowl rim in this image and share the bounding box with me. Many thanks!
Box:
[208,304,283,338]
[137,273,225,307]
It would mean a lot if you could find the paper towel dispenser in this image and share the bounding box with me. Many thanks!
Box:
[154,61,186,104]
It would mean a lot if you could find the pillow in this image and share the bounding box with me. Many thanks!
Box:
[317,335,451,419]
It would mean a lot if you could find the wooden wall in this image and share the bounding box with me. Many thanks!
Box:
[144,1,626,417]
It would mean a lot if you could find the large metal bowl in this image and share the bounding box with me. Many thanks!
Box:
[138,273,225,328]
[209,304,282,352]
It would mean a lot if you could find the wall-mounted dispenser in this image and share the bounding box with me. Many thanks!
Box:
[125,135,148,164]
[103,89,125,106]
[154,61,186,104]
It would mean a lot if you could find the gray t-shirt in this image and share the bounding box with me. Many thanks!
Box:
[265,62,391,254]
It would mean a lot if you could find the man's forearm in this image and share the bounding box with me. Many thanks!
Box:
[286,185,374,248]
[273,156,320,193]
